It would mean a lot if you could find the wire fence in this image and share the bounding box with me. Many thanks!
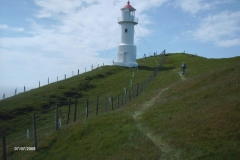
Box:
[1,53,165,160]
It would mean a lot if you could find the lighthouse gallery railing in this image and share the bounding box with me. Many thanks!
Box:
[118,17,138,23]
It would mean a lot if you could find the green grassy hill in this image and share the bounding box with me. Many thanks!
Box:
[1,53,240,159]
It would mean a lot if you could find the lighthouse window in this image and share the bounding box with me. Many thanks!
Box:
[125,29,128,33]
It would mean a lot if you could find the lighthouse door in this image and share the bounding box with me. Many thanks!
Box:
[123,52,127,63]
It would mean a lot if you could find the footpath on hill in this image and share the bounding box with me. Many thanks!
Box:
[132,71,186,159]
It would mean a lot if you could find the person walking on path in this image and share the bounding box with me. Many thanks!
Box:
[181,63,186,75]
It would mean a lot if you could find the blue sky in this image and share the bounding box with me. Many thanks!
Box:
[1,0,240,98]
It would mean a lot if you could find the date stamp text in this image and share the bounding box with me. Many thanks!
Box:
[14,147,36,151]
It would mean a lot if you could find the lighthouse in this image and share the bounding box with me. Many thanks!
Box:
[114,1,138,67]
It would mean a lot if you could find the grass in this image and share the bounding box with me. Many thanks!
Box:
[141,62,240,159]
[138,54,240,159]
[0,54,163,135]
[1,53,240,159]
[31,112,163,159]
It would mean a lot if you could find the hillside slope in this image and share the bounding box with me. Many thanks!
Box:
[0,54,162,136]
[141,56,240,159]
[1,53,240,159]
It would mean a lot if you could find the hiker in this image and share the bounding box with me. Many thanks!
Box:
[181,63,186,75]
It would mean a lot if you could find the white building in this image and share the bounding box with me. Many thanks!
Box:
[114,1,138,67]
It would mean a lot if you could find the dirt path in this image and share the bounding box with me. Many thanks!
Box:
[174,68,186,80]
[133,88,181,159]
[132,70,187,158]
[179,72,186,80]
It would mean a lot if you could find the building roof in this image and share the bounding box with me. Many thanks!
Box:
[121,1,136,11]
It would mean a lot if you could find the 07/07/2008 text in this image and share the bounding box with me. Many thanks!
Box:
[14,147,36,151]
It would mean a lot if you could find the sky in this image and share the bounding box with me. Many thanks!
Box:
[0,0,240,98]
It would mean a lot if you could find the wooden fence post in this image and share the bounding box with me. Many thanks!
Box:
[135,86,137,97]
[86,99,88,118]
[136,85,138,97]
[74,99,77,122]
[32,114,38,151]
[96,96,99,115]
[59,118,62,127]
[124,87,126,94]
[122,93,123,106]
[132,87,134,99]
[118,94,119,108]
[67,99,71,124]
[111,97,114,110]
[27,129,29,138]
[125,91,127,104]
[143,81,144,92]
[55,104,58,130]
[104,97,107,112]
[125,90,127,103]
[129,89,131,102]
[137,83,139,97]
[139,83,140,96]
[2,129,6,160]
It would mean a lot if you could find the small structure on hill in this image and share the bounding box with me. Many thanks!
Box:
[114,1,138,67]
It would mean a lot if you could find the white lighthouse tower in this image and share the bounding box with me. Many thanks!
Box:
[114,1,138,67]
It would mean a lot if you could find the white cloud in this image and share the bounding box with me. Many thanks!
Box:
[0,24,8,29]
[215,39,240,47]
[0,24,24,32]
[135,0,168,12]
[174,0,233,15]
[192,11,240,47]
[175,0,211,14]
[34,0,83,18]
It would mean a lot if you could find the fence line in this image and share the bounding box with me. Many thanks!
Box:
[1,52,165,159]
[1,50,165,99]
